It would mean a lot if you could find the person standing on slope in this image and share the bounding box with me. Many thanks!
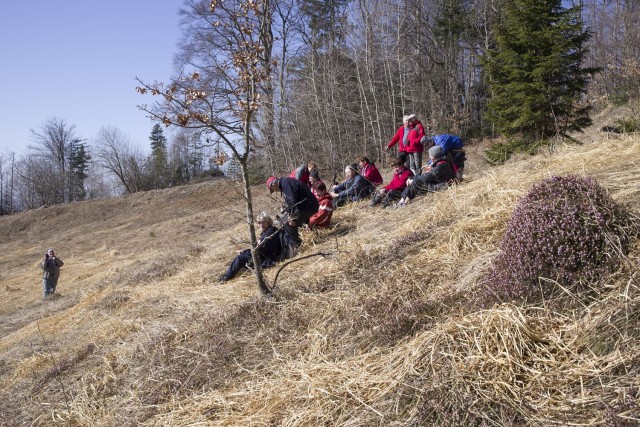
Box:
[40,248,64,300]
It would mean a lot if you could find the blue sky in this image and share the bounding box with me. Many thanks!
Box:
[0,1,183,156]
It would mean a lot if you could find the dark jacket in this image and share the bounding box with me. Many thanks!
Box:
[278,177,320,220]
[335,174,373,201]
[257,225,282,263]
[423,158,455,184]
[40,257,64,280]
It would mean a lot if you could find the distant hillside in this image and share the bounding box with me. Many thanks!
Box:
[1,121,639,425]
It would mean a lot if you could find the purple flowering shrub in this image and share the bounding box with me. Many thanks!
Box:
[485,175,634,301]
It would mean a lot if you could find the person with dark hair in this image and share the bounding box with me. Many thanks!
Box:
[396,145,455,207]
[218,212,282,282]
[330,163,374,207]
[369,158,414,208]
[40,248,64,299]
[309,169,325,199]
[267,176,319,247]
[357,156,383,187]
[307,182,334,229]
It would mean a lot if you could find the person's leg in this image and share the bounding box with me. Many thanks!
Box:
[381,190,402,207]
[369,189,383,207]
[414,152,423,174]
[221,250,252,281]
[335,194,347,207]
[411,174,433,198]
[43,278,54,299]
[282,222,302,246]
[408,153,417,175]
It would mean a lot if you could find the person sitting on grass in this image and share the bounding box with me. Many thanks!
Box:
[369,158,414,208]
[307,182,334,229]
[218,211,282,282]
[309,169,325,199]
[289,161,318,187]
[424,134,466,180]
[396,145,455,207]
[330,164,374,207]
[357,156,383,187]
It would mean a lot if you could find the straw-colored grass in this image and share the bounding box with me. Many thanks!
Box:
[1,129,639,425]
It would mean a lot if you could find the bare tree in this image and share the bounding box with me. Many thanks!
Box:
[93,127,147,194]
[137,0,279,295]
[29,117,79,204]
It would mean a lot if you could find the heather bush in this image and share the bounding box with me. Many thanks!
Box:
[485,175,634,301]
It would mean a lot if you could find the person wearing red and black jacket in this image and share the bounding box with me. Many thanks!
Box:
[307,182,334,229]
[369,158,414,208]
[267,176,319,246]
[357,156,383,187]
[396,145,455,207]
[289,161,318,187]
[425,134,465,180]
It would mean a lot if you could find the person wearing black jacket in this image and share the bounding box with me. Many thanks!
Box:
[218,212,282,282]
[396,145,455,207]
[267,176,319,246]
[40,248,64,299]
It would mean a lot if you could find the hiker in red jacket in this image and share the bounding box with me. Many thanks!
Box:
[309,169,325,199]
[289,161,318,187]
[357,156,383,187]
[307,182,334,229]
[405,114,425,175]
[369,158,414,208]
[386,114,425,175]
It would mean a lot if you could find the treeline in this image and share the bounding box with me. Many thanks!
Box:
[0,121,226,215]
[1,0,639,215]
[168,0,639,174]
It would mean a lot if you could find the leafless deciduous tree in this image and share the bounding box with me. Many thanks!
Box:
[137,0,279,294]
[93,127,146,194]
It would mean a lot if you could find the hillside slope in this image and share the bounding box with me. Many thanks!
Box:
[1,129,639,425]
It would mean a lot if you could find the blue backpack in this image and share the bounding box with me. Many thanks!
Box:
[432,134,464,153]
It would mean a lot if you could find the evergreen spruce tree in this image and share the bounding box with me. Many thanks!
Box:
[484,0,599,140]
[148,124,168,188]
[68,140,90,201]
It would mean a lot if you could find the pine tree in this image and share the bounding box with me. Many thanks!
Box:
[68,140,90,201]
[148,124,168,188]
[484,0,599,140]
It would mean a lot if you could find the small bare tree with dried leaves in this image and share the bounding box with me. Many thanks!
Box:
[137,0,275,294]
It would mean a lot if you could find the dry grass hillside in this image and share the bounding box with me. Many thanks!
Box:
[1,120,639,426]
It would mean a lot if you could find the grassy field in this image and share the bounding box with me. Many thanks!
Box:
[1,128,639,425]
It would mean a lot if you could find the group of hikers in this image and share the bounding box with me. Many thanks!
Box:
[37,115,466,292]
[218,114,466,282]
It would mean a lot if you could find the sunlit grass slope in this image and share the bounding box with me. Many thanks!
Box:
[1,132,639,426]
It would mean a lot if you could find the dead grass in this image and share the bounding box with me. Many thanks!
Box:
[1,129,640,425]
